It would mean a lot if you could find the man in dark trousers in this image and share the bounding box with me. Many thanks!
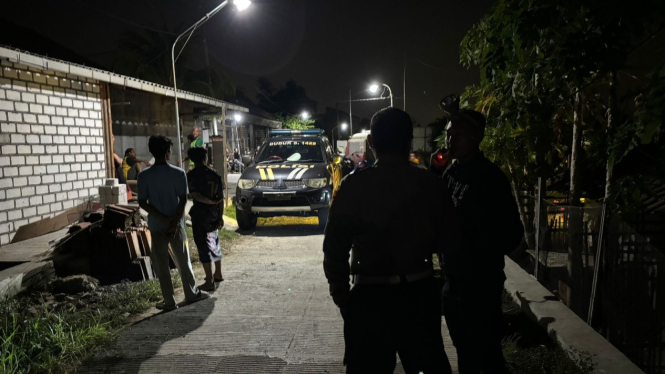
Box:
[138,135,209,310]
[440,110,524,373]
[323,107,458,374]
[187,147,225,292]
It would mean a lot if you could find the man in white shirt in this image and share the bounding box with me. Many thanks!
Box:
[138,134,209,310]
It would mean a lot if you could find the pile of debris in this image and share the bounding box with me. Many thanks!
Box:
[49,204,155,285]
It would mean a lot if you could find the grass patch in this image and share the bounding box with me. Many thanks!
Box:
[501,291,595,374]
[224,201,236,220]
[0,275,183,374]
[503,340,595,374]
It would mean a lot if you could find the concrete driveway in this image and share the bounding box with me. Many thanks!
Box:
[82,224,457,373]
[225,172,240,201]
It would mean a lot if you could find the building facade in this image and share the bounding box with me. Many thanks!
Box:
[0,46,246,245]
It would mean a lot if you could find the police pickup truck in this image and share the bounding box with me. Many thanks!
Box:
[235,129,342,230]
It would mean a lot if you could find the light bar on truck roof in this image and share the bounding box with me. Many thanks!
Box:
[269,129,325,137]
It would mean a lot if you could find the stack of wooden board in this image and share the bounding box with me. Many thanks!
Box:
[49,204,155,285]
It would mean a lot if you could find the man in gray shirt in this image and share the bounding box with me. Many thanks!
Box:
[138,135,209,310]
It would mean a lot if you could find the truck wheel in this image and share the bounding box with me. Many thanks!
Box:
[317,208,329,229]
[236,207,257,230]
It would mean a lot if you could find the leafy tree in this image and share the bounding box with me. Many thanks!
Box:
[276,114,315,130]
[456,0,665,314]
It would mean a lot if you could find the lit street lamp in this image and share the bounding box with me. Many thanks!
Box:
[233,114,242,152]
[332,122,348,153]
[171,0,251,166]
[301,111,310,121]
[369,83,393,107]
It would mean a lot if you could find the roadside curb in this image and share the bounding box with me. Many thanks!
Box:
[503,256,644,374]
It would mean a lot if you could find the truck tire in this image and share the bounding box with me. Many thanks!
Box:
[317,208,329,229]
[236,207,257,230]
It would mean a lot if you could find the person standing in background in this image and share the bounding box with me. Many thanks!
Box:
[186,127,205,170]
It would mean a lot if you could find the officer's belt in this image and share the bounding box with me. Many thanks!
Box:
[352,269,433,285]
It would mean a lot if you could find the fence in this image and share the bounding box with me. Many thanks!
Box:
[525,198,665,374]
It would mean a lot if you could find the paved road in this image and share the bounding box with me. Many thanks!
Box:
[82,225,457,373]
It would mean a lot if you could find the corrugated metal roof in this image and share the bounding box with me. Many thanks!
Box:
[0,45,247,113]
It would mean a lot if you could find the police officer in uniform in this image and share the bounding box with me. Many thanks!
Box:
[323,107,458,374]
[440,110,524,373]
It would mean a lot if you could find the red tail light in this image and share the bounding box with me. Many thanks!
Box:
[432,149,450,169]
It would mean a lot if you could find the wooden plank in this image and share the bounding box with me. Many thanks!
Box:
[139,230,151,257]
[11,203,87,243]
[0,274,23,299]
[126,232,141,260]
[0,229,67,262]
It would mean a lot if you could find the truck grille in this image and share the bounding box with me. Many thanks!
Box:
[253,196,310,207]
[256,180,305,188]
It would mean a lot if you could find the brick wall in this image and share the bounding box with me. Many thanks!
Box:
[0,60,106,245]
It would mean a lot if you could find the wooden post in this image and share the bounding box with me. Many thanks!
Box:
[100,82,114,179]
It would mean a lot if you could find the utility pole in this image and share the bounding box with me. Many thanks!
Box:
[349,89,353,135]
[403,53,406,111]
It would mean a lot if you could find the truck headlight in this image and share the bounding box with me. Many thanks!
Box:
[238,179,258,189]
[304,178,327,189]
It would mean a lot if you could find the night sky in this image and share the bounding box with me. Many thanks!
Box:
[1,0,495,125]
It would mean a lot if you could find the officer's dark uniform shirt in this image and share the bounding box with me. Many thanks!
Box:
[323,156,458,307]
[442,152,524,283]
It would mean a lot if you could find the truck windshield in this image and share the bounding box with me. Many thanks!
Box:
[256,140,324,163]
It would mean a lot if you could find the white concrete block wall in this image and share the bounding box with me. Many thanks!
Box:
[0,60,106,245]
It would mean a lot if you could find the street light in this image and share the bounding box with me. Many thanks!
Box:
[233,113,242,153]
[171,0,251,166]
[369,83,393,107]
[301,111,310,120]
[234,0,252,11]
[332,122,348,153]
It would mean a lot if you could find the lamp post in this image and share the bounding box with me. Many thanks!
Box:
[171,0,251,166]
[234,114,242,153]
[332,122,348,153]
[369,83,393,107]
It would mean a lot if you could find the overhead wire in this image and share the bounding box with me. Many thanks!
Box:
[75,0,176,35]
[251,85,294,115]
